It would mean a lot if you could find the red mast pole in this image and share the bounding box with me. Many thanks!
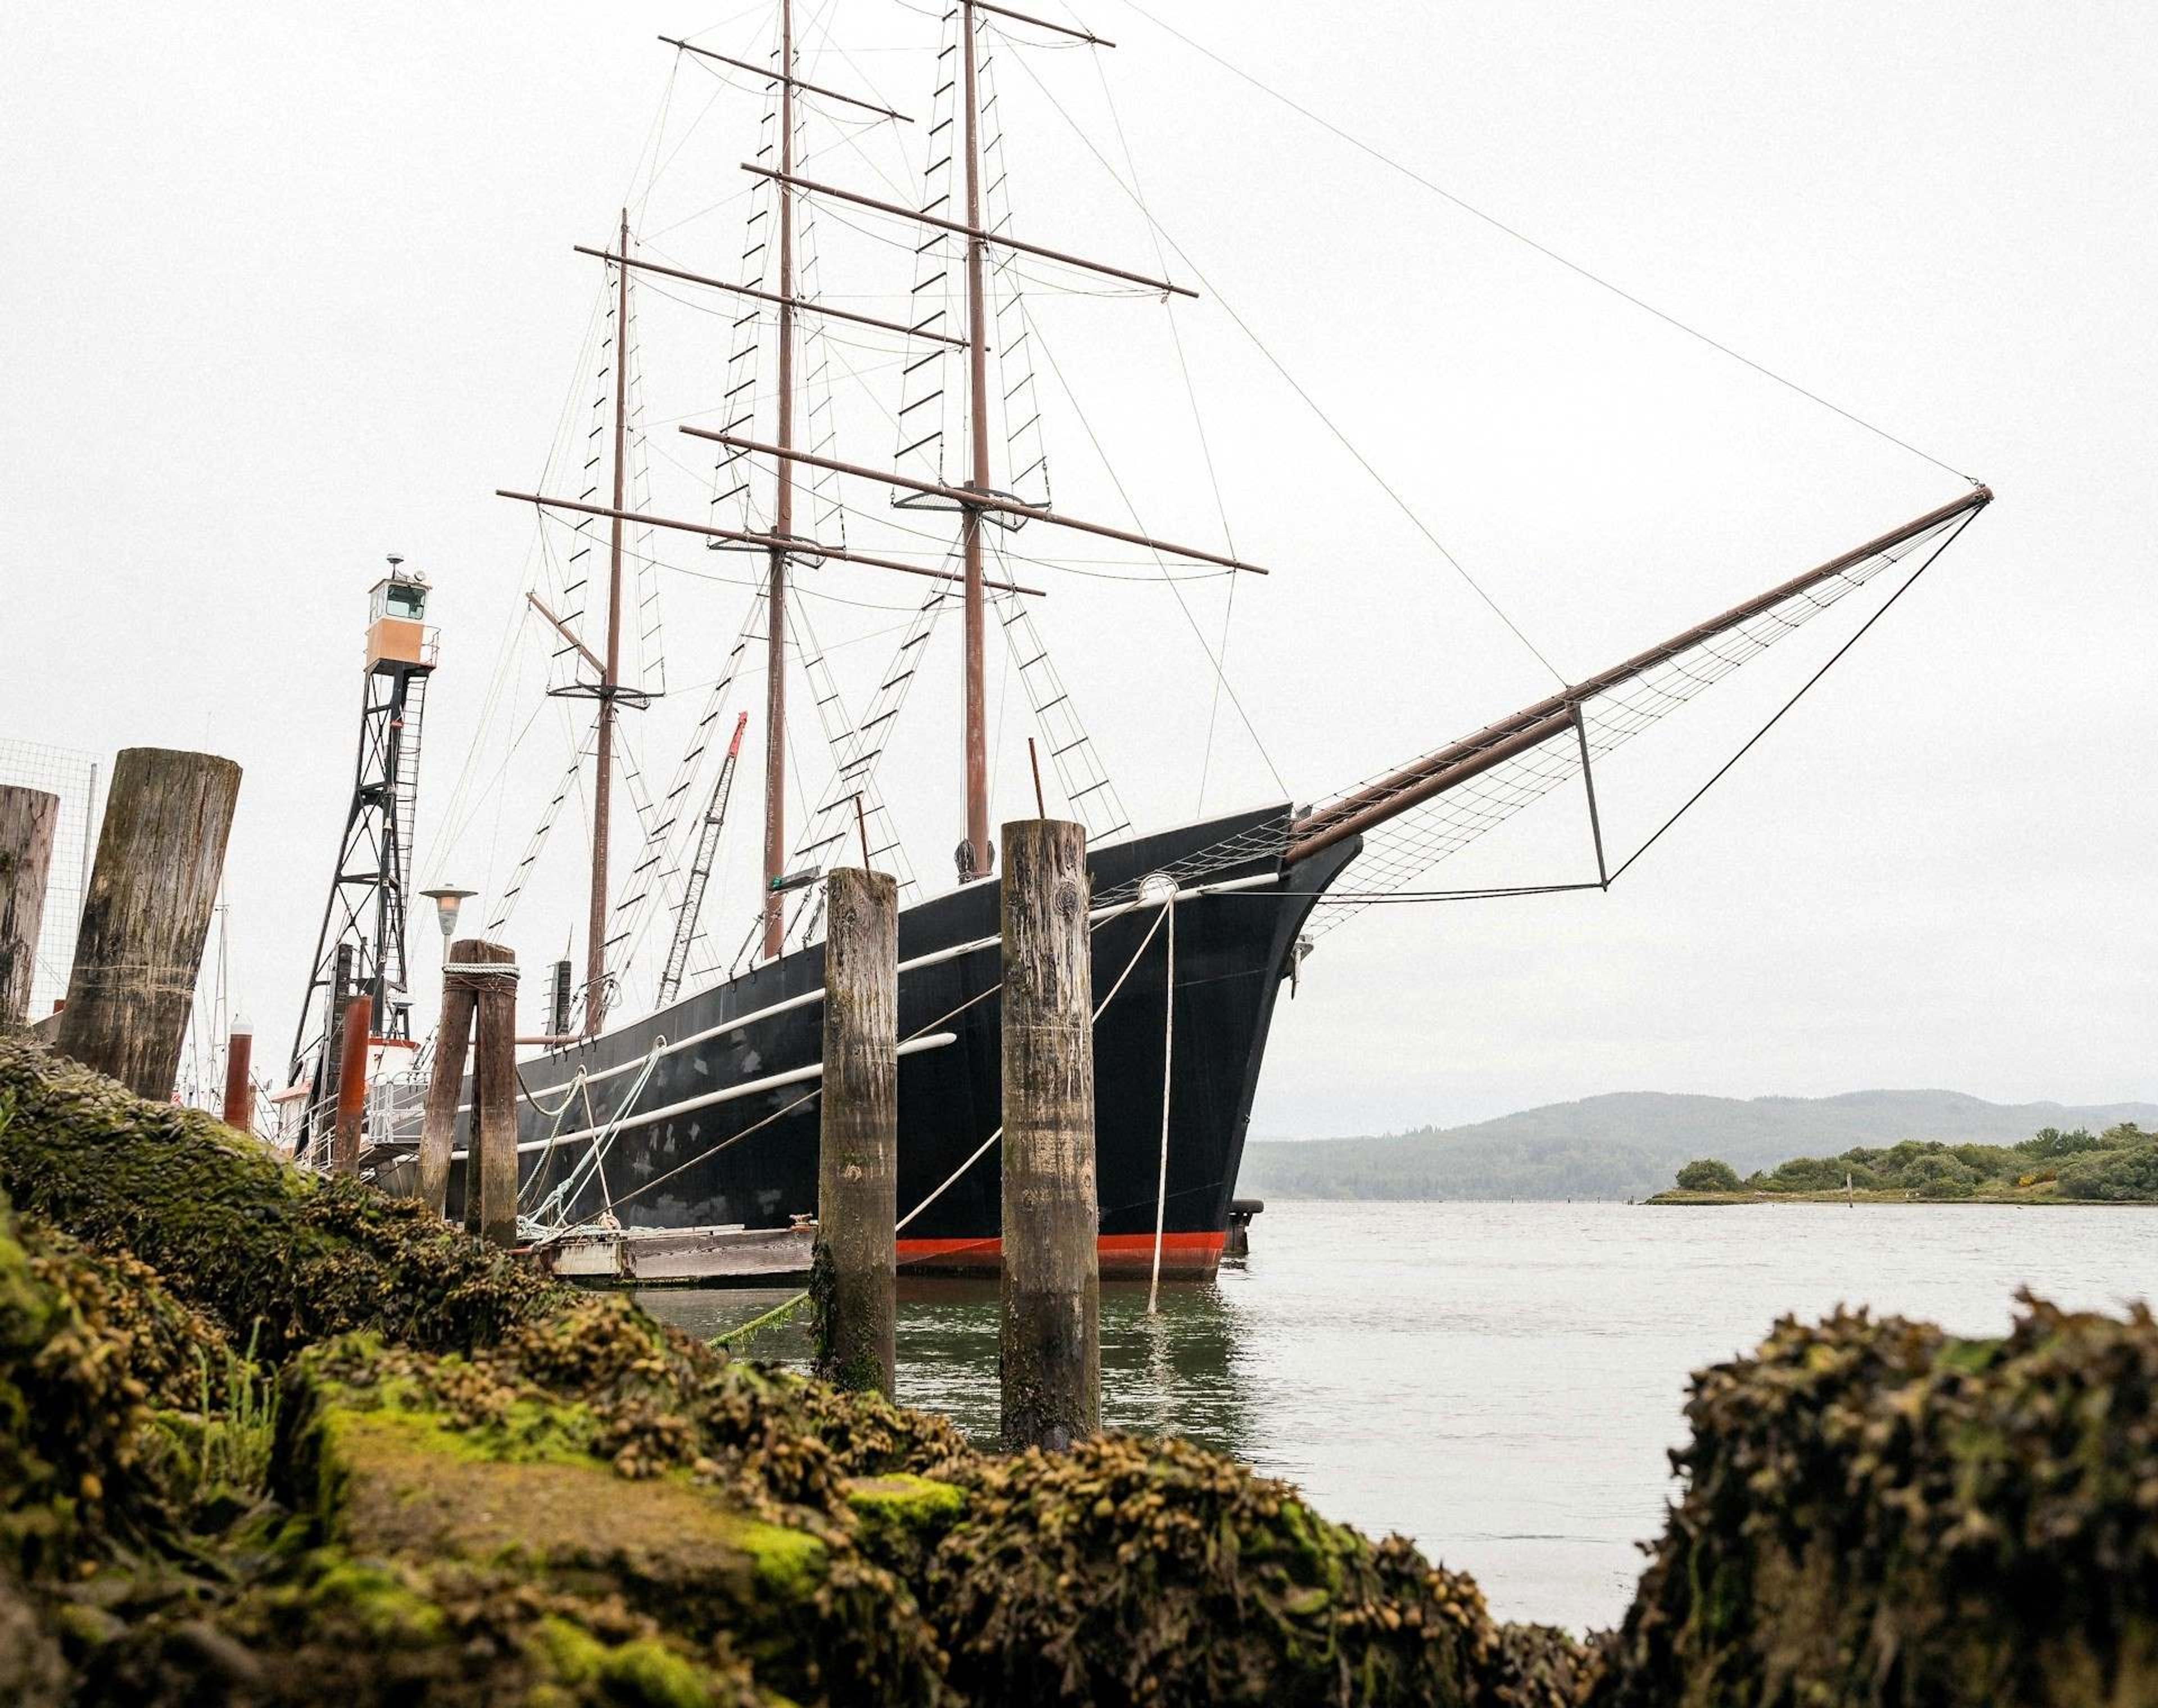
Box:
[588,207,631,1035]
[761,0,797,959]
[958,0,992,878]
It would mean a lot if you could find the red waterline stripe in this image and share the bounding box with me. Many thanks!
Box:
[895,1232,1225,1262]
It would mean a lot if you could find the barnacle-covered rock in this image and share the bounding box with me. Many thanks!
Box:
[0,1035,564,1359]
[0,1186,214,1577]
[265,1332,951,1707]
[1589,1295,2158,1707]
[922,1430,1579,1707]
[20,1014,2158,1707]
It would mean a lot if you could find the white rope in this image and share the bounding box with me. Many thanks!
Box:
[512,1074,587,1212]
[520,1065,588,1121]
[520,1036,668,1238]
[1146,896,1175,1313]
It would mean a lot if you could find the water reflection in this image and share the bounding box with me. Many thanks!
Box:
[638,1268,1258,1459]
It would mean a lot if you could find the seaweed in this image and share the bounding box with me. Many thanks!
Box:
[921,1430,1567,1707]
[0,1037,565,1360]
[1589,1296,2158,1706]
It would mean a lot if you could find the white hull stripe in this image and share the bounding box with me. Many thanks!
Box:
[470,871,1279,1112]
[447,1030,956,1161]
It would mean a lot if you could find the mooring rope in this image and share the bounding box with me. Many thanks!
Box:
[520,1036,667,1240]
[513,1071,588,1212]
[1146,894,1175,1314]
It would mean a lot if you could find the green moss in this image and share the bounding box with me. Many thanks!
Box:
[530,1614,609,1683]
[843,1473,965,1576]
[846,1473,964,1533]
[923,1433,1506,1706]
[308,1556,448,1643]
[326,1387,605,1471]
[597,1635,721,1708]
[1935,1335,2001,1375]
[738,1516,826,1601]
[531,1615,731,1708]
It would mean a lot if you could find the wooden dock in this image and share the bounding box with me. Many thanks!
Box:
[523,1219,814,1287]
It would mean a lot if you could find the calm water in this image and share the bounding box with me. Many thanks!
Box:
[640,1200,2158,1633]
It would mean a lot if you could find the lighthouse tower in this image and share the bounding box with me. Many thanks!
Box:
[288,558,439,1105]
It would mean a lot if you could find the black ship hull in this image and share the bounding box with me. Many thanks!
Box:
[439,807,1355,1277]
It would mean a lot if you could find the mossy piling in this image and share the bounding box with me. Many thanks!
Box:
[415,934,484,1216]
[53,747,239,1100]
[0,784,58,1029]
[812,866,897,1396]
[998,817,1099,1453]
[466,942,520,1247]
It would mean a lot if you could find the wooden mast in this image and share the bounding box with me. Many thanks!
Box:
[958,0,991,879]
[588,207,631,1035]
[762,0,796,960]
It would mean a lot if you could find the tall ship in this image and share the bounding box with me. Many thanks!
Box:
[293,3,1989,1275]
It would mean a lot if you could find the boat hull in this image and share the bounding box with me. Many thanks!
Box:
[437,807,1352,1278]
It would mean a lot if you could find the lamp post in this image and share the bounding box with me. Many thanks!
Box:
[419,886,476,948]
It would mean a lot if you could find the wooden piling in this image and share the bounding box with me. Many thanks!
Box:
[221,1019,254,1133]
[331,994,372,1174]
[318,942,355,1153]
[467,942,521,1248]
[999,817,1099,1451]
[56,748,240,1097]
[0,785,59,1029]
[416,936,485,1218]
[813,867,897,1394]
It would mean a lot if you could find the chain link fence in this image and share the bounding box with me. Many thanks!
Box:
[0,738,102,1019]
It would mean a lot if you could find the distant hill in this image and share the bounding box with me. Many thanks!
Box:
[1238,1091,2158,1202]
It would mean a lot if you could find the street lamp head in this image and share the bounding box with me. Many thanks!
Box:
[419,885,478,943]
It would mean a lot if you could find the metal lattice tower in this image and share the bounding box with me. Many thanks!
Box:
[288,560,439,1087]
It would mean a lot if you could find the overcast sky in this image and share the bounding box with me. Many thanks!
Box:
[3,2,2151,1135]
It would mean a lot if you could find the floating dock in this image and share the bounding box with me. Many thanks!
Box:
[523,1219,814,1287]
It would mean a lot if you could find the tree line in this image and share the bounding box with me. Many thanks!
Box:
[1674,1123,2158,1201]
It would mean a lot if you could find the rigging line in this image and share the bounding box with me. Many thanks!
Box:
[1118,0,1977,488]
[675,1,782,46]
[433,289,610,871]
[1024,308,1291,798]
[623,55,684,226]
[672,37,891,133]
[1008,47,1566,689]
[476,605,560,911]
[430,692,551,876]
[643,181,760,242]
[525,506,924,614]
[641,77,733,207]
[797,0,913,134]
[1084,47,1241,810]
[1604,506,1978,884]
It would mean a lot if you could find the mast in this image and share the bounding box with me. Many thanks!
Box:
[509,13,1240,925]
[958,0,991,878]
[588,206,631,1035]
[762,0,796,959]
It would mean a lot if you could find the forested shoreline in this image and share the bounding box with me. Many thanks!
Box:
[1655,1122,2158,1203]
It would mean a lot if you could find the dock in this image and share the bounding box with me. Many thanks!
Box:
[522,1218,815,1286]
